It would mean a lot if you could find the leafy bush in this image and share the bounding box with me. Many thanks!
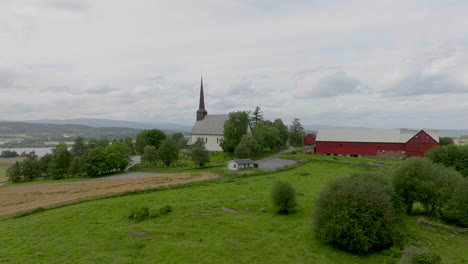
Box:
[442,179,468,227]
[128,205,172,222]
[271,181,297,214]
[411,252,442,264]
[392,158,462,216]
[314,177,397,254]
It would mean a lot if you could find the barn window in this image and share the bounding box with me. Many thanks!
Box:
[394,151,398,153]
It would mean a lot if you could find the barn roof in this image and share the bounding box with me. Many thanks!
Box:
[191,114,229,135]
[316,129,439,143]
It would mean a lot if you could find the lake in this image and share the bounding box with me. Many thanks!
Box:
[0,147,56,157]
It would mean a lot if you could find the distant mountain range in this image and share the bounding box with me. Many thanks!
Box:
[25,118,192,132]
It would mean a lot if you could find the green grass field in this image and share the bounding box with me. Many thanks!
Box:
[0,159,466,263]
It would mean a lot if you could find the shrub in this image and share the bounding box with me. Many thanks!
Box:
[128,206,150,222]
[129,205,172,222]
[442,179,468,227]
[314,177,397,254]
[392,158,462,216]
[271,181,297,214]
[411,252,442,264]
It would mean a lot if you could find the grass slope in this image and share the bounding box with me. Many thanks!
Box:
[0,161,466,263]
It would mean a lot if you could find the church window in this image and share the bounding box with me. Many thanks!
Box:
[205,137,208,143]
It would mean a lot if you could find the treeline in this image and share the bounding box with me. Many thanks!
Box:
[220,107,305,158]
[425,143,468,177]
[6,138,133,183]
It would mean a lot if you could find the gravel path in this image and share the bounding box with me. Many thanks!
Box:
[257,148,296,170]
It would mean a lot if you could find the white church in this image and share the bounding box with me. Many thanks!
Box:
[188,79,228,151]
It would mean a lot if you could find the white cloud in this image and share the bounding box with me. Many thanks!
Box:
[0,0,467,128]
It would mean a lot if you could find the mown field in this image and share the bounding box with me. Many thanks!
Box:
[0,158,466,263]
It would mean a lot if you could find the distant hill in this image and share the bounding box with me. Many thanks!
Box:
[25,118,192,132]
[0,121,142,141]
[304,124,468,137]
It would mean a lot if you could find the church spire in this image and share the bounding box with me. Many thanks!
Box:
[196,77,208,121]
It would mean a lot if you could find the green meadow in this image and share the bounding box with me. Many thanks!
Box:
[0,159,466,263]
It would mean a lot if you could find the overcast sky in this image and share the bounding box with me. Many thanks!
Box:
[1,0,467,129]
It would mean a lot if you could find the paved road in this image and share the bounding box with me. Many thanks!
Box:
[257,148,296,170]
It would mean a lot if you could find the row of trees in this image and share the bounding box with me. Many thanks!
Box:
[220,107,306,158]
[7,138,132,183]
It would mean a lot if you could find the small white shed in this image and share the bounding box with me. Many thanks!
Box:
[228,159,258,171]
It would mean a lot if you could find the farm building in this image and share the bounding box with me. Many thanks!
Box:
[304,133,316,146]
[228,159,258,171]
[315,129,439,158]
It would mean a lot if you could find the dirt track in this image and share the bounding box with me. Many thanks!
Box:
[0,172,217,217]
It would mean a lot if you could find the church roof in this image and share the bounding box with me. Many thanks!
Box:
[191,114,229,135]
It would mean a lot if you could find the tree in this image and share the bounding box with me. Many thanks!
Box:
[87,139,110,150]
[81,148,107,177]
[6,161,22,183]
[68,156,83,177]
[142,145,158,165]
[71,137,87,156]
[288,118,305,147]
[172,132,188,150]
[253,120,282,151]
[220,111,250,153]
[273,119,288,148]
[442,178,468,227]
[21,154,41,181]
[135,129,166,154]
[157,137,179,167]
[439,137,454,146]
[271,181,297,214]
[250,106,264,126]
[123,137,135,154]
[392,158,462,216]
[38,153,52,175]
[48,143,72,180]
[426,144,468,178]
[191,138,210,167]
[105,141,132,172]
[314,177,398,254]
[0,150,19,158]
[235,134,261,158]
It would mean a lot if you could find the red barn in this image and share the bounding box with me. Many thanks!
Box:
[304,133,316,145]
[315,129,439,158]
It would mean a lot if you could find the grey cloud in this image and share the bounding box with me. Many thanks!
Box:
[0,71,15,88]
[42,0,89,11]
[85,86,117,95]
[383,73,468,97]
[227,81,257,96]
[310,72,364,98]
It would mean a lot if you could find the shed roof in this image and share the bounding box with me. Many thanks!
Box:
[191,114,229,135]
[316,129,439,143]
[230,159,257,165]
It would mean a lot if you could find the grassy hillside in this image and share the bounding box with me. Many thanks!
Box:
[0,160,466,263]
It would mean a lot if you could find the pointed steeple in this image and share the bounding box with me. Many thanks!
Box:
[196,77,208,121]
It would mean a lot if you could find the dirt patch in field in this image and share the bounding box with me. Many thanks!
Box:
[0,172,217,216]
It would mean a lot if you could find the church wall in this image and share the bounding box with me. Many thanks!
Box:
[190,134,224,151]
